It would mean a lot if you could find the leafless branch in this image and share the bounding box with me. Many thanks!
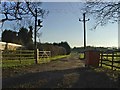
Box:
[83,1,120,29]
[0,2,48,26]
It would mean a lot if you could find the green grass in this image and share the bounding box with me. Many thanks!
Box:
[50,55,69,60]
[79,53,85,59]
[2,59,35,69]
[2,55,70,69]
[100,53,120,70]
[38,55,69,63]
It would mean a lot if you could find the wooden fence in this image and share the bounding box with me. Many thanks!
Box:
[38,50,51,63]
[39,51,51,58]
[2,50,51,67]
[100,51,120,70]
[2,50,35,64]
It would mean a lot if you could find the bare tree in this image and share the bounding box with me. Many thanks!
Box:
[0,1,49,27]
[83,1,120,29]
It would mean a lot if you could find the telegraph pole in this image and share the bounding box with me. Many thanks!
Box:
[34,8,37,64]
[118,3,120,49]
[79,13,89,50]
[79,13,89,59]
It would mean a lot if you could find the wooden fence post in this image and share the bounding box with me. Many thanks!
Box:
[19,50,21,64]
[107,52,108,60]
[0,50,2,60]
[100,52,103,67]
[37,49,39,63]
[0,49,2,90]
[111,52,114,70]
[49,51,51,57]
[49,51,51,62]
[0,50,2,63]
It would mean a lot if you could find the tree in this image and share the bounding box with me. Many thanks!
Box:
[2,26,34,49]
[28,26,33,44]
[0,2,49,27]
[2,30,18,43]
[17,26,33,46]
[1,1,48,48]
[53,42,71,55]
[83,1,120,29]
[26,26,34,50]
[18,27,28,45]
[54,42,71,55]
[37,42,67,56]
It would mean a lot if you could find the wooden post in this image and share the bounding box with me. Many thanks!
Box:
[0,50,2,63]
[34,8,38,64]
[107,52,108,60]
[49,51,51,57]
[0,49,2,90]
[79,13,89,59]
[48,51,51,62]
[37,49,39,63]
[0,50,2,60]
[100,52,103,67]
[19,50,21,64]
[111,52,114,70]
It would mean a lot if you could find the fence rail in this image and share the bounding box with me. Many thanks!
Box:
[2,50,34,61]
[2,50,51,68]
[100,51,120,70]
[38,50,51,63]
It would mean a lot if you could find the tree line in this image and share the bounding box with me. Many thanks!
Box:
[40,42,71,55]
[2,27,71,56]
[2,26,33,47]
[72,46,118,53]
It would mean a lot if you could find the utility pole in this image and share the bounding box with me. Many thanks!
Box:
[79,13,89,59]
[118,3,120,49]
[34,8,37,64]
[79,13,89,50]
[34,8,43,64]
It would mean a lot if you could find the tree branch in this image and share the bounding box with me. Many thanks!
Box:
[83,1,119,29]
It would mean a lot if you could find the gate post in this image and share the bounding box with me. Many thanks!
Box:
[0,50,2,90]
[0,50,2,61]
[111,52,114,70]
[37,49,39,63]
[100,52,103,67]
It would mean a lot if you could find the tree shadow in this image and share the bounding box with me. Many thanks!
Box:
[2,67,119,88]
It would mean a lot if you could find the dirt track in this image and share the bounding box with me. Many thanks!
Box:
[2,55,120,88]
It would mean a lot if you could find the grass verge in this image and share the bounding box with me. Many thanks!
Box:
[2,55,70,69]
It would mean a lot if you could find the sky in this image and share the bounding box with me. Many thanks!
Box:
[0,2,118,48]
[40,2,118,48]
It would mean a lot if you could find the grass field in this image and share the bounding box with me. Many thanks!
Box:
[2,55,70,69]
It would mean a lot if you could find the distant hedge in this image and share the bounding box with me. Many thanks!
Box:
[18,41,71,56]
[53,42,71,55]
[37,43,67,56]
